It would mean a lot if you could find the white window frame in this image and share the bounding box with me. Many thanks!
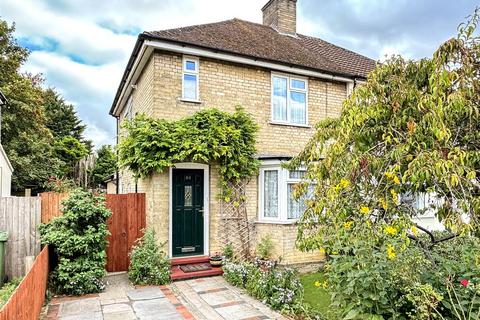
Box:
[270,73,309,126]
[182,56,200,102]
[258,160,310,223]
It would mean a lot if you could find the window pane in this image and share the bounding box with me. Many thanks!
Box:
[185,60,196,71]
[289,170,306,180]
[291,79,306,90]
[290,91,306,124]
[183,74,197,100]
[264,170,278,218]
[184,185,192,206]
[272,77,287,121]
[288,184,313,219]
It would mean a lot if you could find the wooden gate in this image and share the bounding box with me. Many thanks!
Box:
[105,193,146,272]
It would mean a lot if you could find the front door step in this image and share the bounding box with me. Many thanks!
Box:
[170,255,209,266]
[170,265,223,281]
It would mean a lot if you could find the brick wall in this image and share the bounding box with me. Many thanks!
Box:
[118,50,345,262]
[262,0,297,34]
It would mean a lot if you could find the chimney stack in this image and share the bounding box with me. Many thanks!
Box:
[262,0,297,35]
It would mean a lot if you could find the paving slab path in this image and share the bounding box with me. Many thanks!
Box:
[45,274,286,320]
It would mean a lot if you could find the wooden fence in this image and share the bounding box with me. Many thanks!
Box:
[0,197,41,279]
[40,192,69,223]
[0,246,49,320]
[106,193,146,272]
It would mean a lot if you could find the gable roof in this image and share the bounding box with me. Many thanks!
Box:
[145,19,375,79]
[110,19,376,115]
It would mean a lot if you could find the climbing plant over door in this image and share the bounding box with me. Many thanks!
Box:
[118,107,259,198]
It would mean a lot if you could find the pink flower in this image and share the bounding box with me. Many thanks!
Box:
[460,279,469,287]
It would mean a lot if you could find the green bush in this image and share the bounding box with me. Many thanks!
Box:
[223,260,303,313]
[39,189,111,295]
[256,235,274,260]
[128,228,170,285]
[324,233,480,319]
[0,278,22,307]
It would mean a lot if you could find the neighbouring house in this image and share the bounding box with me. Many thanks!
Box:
[0,91,13,197]
[104,174,117,194]
[110,0,376,264]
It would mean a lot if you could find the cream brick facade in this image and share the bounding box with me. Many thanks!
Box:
[118,50,347,264]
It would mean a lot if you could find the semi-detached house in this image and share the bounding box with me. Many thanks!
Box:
[110,0,376,265]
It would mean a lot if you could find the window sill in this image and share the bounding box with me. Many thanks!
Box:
[269,121,312,129]
[254,220,298,225]
[179,98,202,104]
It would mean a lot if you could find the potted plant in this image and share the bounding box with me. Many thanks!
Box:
[209,252,223,266]
[255,235,276,271]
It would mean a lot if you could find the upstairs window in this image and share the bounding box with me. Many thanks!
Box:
[182,57,199,101]
[271,74,308,125]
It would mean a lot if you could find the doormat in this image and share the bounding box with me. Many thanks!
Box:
[180,263,212,273]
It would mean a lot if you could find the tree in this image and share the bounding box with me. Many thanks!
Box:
[54,136,88,177]
[43,88,92,152]
[89,145,116,188]
[0,20,63,191]
[288,9,480,318]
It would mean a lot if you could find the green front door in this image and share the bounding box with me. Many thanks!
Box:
[172,169,204,257]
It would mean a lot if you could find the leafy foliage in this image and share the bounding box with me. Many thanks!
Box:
[118,107,259,197]
[54,136,89,176]
[0,278,21,307]
[89,145,117,188]
[223,260,304,313]
[288,9,480,319]
[39,189,111,295]
[0,19,90,191]
[42,88,91,151]
[256,235,274,260]
[128,228,170,286]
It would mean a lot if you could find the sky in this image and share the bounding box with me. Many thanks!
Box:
[0,0,477,149]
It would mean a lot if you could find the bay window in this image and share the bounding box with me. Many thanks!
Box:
[271,74,308,125]
[259,163,312,222]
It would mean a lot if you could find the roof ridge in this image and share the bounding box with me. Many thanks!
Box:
[299,33,376,62]
[145,19,237,35]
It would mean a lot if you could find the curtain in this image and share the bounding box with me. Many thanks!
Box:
[264,170,278,218]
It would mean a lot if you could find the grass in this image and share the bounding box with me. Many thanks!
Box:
[0,278,22,307]
[300,272,331,313]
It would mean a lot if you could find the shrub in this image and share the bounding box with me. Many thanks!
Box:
[39,189,111,295]
[223,261,251,287]
[0,278,22,307]
[256,235,274,260]
[223,243,234,260]
[128,228,170,285]
[224,260,303,313]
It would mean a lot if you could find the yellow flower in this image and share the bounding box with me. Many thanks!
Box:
[314,281,322,287]
[360,206,371,215]
[319,248,326,254]
[339,178,350,189]
[379,198,388,210]
[390,189,399,205]
[411,226,418,236]
[387,244,396,260]
[393,176,401,185]
[384,172,395,179]
[343,221,353,230]
[322,281,329,289]
[384,225,398,235]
